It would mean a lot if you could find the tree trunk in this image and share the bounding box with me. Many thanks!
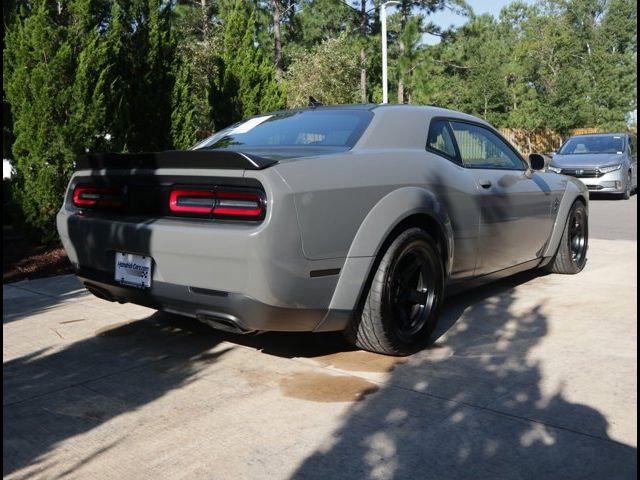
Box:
[272,0,284,82]
[360,0,367,103]
[397,3,409,104]
[201,0,209,37]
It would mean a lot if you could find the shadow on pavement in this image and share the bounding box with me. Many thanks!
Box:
[3,270,637,479]
[289,270,637,479]
[3,277,89,325]
[3,311,231,477]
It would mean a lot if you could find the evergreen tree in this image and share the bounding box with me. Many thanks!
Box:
[171,0,220,146]
[286,34,361,107]
[212,0,284,128]
[171,61,198,148]
[3,1,112,239]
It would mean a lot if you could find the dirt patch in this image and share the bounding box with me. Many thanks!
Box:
[280,372,379,403]
[3,229,72,283]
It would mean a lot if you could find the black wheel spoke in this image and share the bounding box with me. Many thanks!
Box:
[408,289,429,305]
[396,261,419,288]
[385,244,440,339]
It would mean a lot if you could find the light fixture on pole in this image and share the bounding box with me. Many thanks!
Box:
[381,0,400,104]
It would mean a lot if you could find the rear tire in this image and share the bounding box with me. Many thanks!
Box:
[545,201,588,274]
[344,228,445,356]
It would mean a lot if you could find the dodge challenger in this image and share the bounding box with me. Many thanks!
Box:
[57,105,589,355]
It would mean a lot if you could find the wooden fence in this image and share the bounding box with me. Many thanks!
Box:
[497,128,603,155]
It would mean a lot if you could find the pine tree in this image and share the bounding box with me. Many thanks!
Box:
[170,0,220,146]
[212,0,284,129]
[3,1,110,240]
[171,61,198,149]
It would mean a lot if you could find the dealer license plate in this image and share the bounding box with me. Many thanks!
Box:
[115,252,152,289]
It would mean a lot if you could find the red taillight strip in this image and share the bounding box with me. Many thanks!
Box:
[73,185,124,207]
[212,191,263,217]
[168,189,264,219]
[169,189,216,214]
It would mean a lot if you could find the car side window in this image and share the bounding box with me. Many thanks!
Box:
[427,120,457,160]
[449,121,525,170]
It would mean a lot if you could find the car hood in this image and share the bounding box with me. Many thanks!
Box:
[551,153,624,168]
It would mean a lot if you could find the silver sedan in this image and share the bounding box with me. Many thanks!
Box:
[548,133,638,199]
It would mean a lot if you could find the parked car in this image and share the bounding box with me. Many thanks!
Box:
[548,133,637,199]
[57,105,589,355]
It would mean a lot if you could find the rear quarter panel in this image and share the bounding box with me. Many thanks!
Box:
[273,150,472,261]
[542,176,589,258]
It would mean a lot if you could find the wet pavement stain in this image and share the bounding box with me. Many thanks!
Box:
[309,350,409,373]
[94,321,142,337]
[280,372,379,403]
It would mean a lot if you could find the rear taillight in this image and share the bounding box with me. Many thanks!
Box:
[168,189,216,214]
[169,189,265,220]
[72,185,124,208]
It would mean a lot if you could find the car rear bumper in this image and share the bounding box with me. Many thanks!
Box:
[57,204,348,332]
[76,267,350,333]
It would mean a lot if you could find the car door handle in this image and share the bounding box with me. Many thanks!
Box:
[479,179,492,189]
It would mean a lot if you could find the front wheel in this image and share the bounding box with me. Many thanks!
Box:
[344,228,445,356]
[545,201,588,274]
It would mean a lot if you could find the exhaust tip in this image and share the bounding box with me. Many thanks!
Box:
[196,313,250,335]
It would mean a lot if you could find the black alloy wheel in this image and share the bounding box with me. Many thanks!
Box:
[546,200,588,275]
[569,207,587,266]
[385,243,438,344]
[345,227,445,356]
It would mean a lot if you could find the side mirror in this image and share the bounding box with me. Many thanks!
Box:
[528,153,546,171]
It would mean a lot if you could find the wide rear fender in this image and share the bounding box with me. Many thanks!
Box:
[542,178,589,258]
[327,186,454,313]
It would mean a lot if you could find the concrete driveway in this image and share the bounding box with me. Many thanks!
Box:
[3,197,637,479]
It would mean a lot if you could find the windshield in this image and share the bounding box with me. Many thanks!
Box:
[558,136,625,155]
[193,110,373,150]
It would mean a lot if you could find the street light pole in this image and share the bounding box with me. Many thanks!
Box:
[381,1,400,104]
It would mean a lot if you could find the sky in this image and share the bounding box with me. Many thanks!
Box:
[422,0,534,45]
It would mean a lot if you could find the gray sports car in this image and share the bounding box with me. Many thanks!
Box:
[57,105,589,355]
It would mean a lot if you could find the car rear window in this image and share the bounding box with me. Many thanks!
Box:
[194,110,373,150]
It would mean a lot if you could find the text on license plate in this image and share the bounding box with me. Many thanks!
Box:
[115,252,152,289]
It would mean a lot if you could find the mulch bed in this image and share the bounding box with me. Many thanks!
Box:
[3,227,73,283]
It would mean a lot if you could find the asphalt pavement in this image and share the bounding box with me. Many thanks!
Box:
[589,192,637,241]
[3,197,637,480]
